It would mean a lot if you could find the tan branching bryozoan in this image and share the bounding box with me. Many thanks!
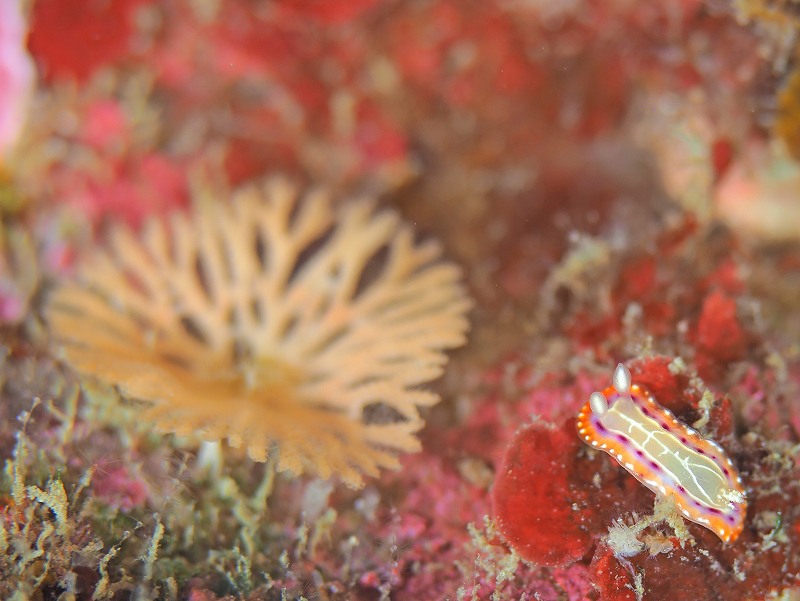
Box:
[46,180,471,487]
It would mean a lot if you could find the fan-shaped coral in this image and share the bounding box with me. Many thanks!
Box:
[46,180,471,487]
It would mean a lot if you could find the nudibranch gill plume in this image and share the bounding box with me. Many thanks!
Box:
[576,364,747,542]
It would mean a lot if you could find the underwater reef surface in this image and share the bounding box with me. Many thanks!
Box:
[2,0,800,599]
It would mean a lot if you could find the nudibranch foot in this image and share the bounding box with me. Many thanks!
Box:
[576,363,747,543]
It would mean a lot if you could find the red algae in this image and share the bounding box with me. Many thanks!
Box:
[275,0,380,25]
[492,421,595,568]
[694,290,749,381]
[28,0,148,82]
[627,357,697,415]
[589,543,638,601]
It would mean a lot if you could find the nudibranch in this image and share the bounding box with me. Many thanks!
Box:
[576,364,747,543]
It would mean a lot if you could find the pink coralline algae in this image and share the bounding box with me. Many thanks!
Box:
[59,151,189,229]
[0,0,34,158]
[81,100,132,153]
[26,89,193,229]
[90,465,149,512]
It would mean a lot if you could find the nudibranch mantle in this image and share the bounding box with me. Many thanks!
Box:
[576,364,747,543]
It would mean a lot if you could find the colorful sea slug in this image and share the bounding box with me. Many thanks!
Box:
[576,363,747,542]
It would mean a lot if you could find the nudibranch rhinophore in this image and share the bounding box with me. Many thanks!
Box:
[576,364,747,543]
